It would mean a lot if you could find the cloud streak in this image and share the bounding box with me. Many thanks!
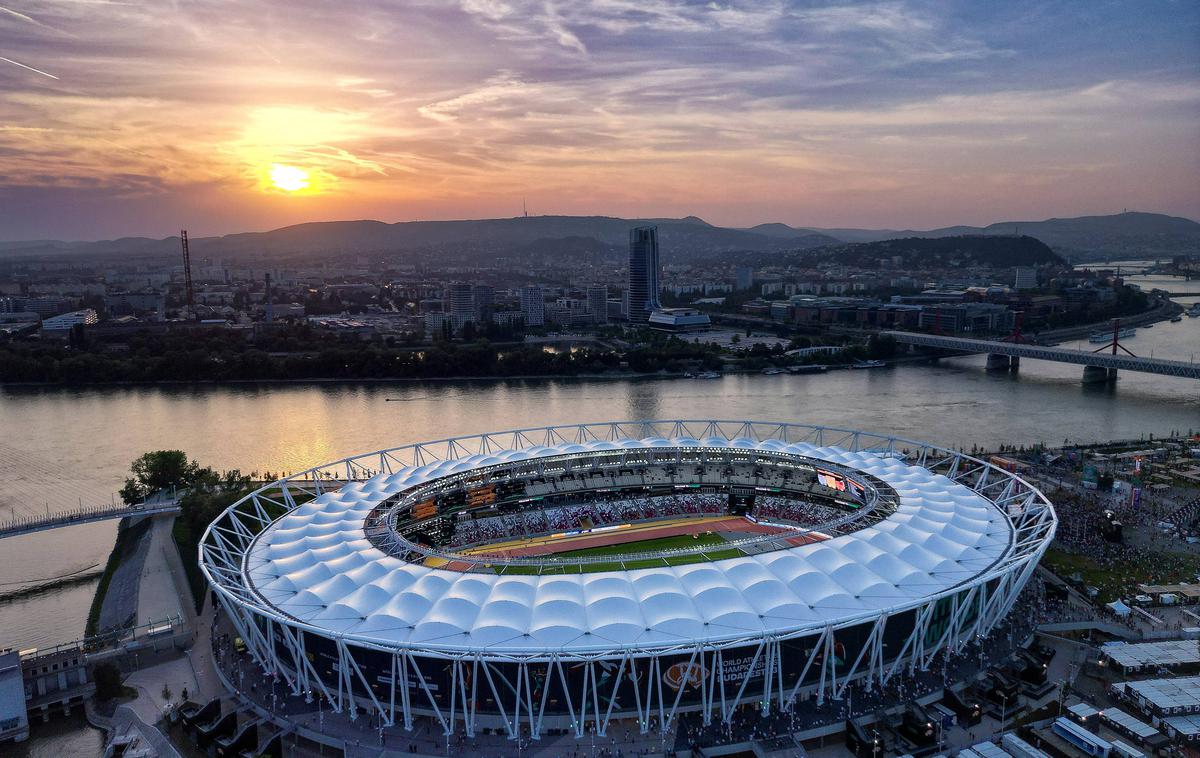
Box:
[0,54,58,78]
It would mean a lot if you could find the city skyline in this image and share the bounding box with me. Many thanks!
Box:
[0,1,1197,240]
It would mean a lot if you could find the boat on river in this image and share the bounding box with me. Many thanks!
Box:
[1089,327,1136,343]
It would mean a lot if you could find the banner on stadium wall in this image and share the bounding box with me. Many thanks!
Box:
[286,606,933,717]
[816,469,846,492]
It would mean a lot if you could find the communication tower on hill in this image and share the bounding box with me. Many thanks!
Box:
[180,229,196,320]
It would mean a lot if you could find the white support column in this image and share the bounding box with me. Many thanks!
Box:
[884,604,930,685]
[665,648,698,729]
[521,662,537,739]
[334,641,352,718]
[775,640,786,712]
[716,649,727,721]
[590,661,604,735]
[406,652,449,735]
[340,640,388,725]
[448,659,459,734]
[628,657,646,734]
[278,624,337,708]
[821,627,838,703]
[389,653,398,727]
[216,594,271,673]
[399,651,413,731]
[786,628,828,705]
[537,663,555,740]
[553,658,579,738]
[760,639,775,715]
[655,655,666,734]
[577,660,591,738]
[466,659,479,737]
[601,656,629,736]
[509,661,524,740]
[922,595,960,670]
[725,641,764,719]
[835,617,883,700]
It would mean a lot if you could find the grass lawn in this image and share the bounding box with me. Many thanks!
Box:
[1042,547,1200,604]
[494,532,742,574]
[557,532,730,558]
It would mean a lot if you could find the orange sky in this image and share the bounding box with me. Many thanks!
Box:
[0,1,1198,239]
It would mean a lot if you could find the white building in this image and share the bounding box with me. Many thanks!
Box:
[0,651,28,743]
[647,307,711,332]
[40,309,98,333]
[1014,267,1038,290]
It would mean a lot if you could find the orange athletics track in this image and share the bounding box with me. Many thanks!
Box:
[462,515,812,559]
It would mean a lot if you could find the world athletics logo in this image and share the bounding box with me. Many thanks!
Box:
[662,661,707,691]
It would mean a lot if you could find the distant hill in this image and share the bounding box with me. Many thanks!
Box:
[803,235,1064,269]
[0,216,841,263]
[3,210,1193,263]
[810,212,1200,257]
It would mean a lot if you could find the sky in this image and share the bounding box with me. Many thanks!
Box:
[0,1,1197,241]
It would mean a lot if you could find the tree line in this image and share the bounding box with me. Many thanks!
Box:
[0,327,725,384]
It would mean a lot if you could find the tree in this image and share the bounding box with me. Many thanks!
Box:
[93,662,124,701]
[120,450,199,504]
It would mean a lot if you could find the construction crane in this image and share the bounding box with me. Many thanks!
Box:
[180,229,196,320]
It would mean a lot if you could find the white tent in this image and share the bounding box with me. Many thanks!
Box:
[1107,599,1132,617]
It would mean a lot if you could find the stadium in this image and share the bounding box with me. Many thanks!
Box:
[198,420,1056,741]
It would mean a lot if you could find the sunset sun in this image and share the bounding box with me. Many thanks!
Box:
[269,163,310,192]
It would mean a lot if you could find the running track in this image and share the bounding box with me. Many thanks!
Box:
[425,516,828,571]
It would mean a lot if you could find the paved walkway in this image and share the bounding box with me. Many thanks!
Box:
[136,514,190,627]
[125,656,202,724]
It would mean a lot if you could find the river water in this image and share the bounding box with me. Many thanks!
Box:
[0,277,1196,654]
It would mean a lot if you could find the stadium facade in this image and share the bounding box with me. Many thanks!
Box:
[199,420,1055,740]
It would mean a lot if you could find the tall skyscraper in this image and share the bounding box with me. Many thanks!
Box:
[446,283,474,318]
[586,286,608,324]
[472,285,495,321]
[520,285,545,327]
[625,226,662,322]
[736,266,754,291]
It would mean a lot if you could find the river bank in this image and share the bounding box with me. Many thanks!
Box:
[1037,297,1182,344]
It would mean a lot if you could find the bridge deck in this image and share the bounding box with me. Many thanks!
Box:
[0,501,181,539]
[883,331,1200,379]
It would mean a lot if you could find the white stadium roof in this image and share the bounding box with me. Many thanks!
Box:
[243,436,1015,656]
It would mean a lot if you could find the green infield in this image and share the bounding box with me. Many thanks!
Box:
[493,532,742,575]
[557,531,730,558]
